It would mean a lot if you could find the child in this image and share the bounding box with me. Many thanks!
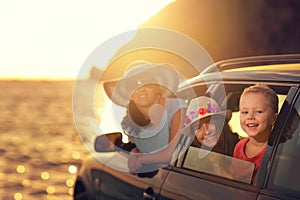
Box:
[233,84,278,182]
[181,96,238,156]
[180,96,239,177]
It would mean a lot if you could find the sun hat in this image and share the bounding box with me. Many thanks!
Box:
[181,96,232,136]
[103,61,180,107]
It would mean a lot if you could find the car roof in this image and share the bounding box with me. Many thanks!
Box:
[201,54,300,73]
[179,54,300,90]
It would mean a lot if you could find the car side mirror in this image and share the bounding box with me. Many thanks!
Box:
[94,132,123,152]
[94,132,135,152]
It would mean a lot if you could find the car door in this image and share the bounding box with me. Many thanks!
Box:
[91,151,169,200]
[257,87,300,200]
[159,142,259,200]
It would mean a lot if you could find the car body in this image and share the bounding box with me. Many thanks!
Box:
[74,54,300,200]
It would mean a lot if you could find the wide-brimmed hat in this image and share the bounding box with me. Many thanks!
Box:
[181,96,232,136]
[103,61,180,107]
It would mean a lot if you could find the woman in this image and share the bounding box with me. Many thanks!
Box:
[103,61,187,173]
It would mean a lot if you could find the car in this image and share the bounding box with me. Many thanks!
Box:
[74,54,300,200]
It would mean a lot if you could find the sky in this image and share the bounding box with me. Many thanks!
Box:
[0,0,174,80]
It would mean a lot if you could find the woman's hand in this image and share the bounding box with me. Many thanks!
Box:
[128,147,142,173]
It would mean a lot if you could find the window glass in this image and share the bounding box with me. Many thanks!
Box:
[268,93,300,196]
[182,146,254,184]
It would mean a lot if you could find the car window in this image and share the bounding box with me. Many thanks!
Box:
[267,92,300,196]
[175,82,296,186]
[182,146,254,184]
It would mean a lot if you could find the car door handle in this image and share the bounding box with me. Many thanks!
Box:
[143,187,156,200]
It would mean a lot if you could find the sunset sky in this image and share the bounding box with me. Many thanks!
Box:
[0,0,174,80]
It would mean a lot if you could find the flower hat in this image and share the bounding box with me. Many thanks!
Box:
[181,96,231,135]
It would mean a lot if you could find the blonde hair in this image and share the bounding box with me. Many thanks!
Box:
[241,84,278,113]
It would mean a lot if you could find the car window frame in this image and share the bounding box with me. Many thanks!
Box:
[255,86,300,199]
[255,86,300,186]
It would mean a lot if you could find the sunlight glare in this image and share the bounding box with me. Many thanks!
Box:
[13,193,23,200]
[46,186,55,195]
[16,165,25,174]
[98,94,125,133]
[68,165,77,174]
[41,172,50,180]
[0,0,175,80]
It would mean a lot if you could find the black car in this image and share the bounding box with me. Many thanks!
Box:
[74,54,300,200]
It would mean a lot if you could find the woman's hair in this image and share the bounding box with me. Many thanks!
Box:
[121,100,151,136]
[128,100,151,126]
[241,84,278,113]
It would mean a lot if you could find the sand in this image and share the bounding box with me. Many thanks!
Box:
[0,80,90,200]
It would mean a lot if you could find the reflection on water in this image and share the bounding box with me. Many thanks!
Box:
[0,80,89,200]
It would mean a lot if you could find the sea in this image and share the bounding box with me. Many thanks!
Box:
[0,80,90,200]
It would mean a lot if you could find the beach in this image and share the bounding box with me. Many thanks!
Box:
[0,80,90,200]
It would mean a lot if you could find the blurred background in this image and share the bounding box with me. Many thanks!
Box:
[1,0,300,199]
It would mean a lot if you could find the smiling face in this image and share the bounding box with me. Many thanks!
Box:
[130,84,162,108]
[192,117,220,147]
[239,92,277,141]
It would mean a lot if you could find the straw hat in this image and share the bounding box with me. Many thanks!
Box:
[181,96,232,135]
[103,61,180,107]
